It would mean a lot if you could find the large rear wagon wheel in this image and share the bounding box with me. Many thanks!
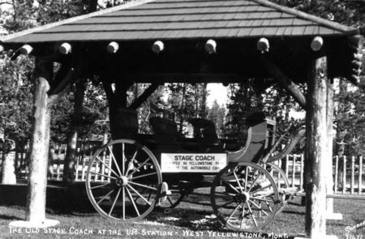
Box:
[85,139,162,221]
[263,162,291,213]
[211,162,279,231]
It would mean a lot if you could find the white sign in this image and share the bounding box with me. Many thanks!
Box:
[161,153,227,173]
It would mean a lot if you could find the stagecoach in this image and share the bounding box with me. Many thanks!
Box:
[85,107,305,231]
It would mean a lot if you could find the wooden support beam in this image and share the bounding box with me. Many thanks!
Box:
[59,42,72,55]
[260,55,307,110]
[326,78,335,215]
[205,39,217,54]
[27,60,52,223]
[123,73,243,83]
[311,36,324,52]
[130,83,160,109]
[10,58,59,228]
[48,66,76,102]
[107,41,119,54]
[152,40,164,54]
[257,38,270,53]
[20,44,33,55]
[305,56,329,238]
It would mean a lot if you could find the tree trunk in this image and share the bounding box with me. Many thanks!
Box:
[26,63,52,223]
[305,56,329,238]
[63,78,86,184]
[179,83,186,134]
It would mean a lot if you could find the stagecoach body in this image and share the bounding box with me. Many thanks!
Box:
[85,108,303,230]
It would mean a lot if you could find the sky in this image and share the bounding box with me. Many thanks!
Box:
[206,83,228,107]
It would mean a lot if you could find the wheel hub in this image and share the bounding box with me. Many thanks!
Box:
[116,176,129,187]
[238,192,250,203]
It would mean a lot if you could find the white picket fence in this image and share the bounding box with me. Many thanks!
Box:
[271,154,365,195]
[47,141,108,182]
[8,143,365,196]
[270,154,305,191]
[333,155,364,195]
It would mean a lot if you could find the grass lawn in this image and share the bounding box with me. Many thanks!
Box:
[0,187,364,239]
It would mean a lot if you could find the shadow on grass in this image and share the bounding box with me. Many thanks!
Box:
[0,183,95,216]
[149,207,304,239]
[280,210,305,216]
[0,214,23,221]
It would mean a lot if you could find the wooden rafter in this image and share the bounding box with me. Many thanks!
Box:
[260,54,307,110]
[123,73,244,84]
[130,83,161,109]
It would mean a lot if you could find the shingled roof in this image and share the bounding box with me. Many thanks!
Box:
[0,0,358,44]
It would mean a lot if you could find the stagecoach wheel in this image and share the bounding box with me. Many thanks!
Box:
[85,139,162,221]
[264,163,292,209]
[210,162,279,231]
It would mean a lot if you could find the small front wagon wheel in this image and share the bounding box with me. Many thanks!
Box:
[210,162,279,231]
[85,139,162,221]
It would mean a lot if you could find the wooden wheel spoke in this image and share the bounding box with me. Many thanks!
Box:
[131,149,138,162]
[221,178,240,194]
[250,197,275,204]
[127,185,152,206]
[246,203,258,227]
[219,199,236,208]
[126,149,139,175]
[265,201,274,213]
[97,189,115,205]
[95,156,119,177]
[227,204,241,223]
[250,200,269,217]
[132,172,157,180]
[129,181,158,191]
[251,184,274,195]
[122,187,126,220]
[107,146,123,177]
[233,171,244,193]
[129,157,152,176]
[90,183,109,190]
[122,143,126,175]
[244,167,249,191]
[126,187,141,216]
[247,170,260,192]
[109,188,121,216]
[89,170,118,180]
[240,203,247,229]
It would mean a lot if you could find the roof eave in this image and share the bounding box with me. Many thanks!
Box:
[253,0,359,35]
[0,0,156,45]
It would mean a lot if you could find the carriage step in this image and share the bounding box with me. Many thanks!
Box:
[156,182,172,206]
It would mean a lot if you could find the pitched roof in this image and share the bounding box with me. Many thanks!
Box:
[0,0,358,44]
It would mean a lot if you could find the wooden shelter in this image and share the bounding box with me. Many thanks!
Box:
[1,0,363,237]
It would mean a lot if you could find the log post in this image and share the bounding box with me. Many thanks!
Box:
[10,58,59,228]
[305,56,329,238]
[326,79,335,215]
[27,59,53,223]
